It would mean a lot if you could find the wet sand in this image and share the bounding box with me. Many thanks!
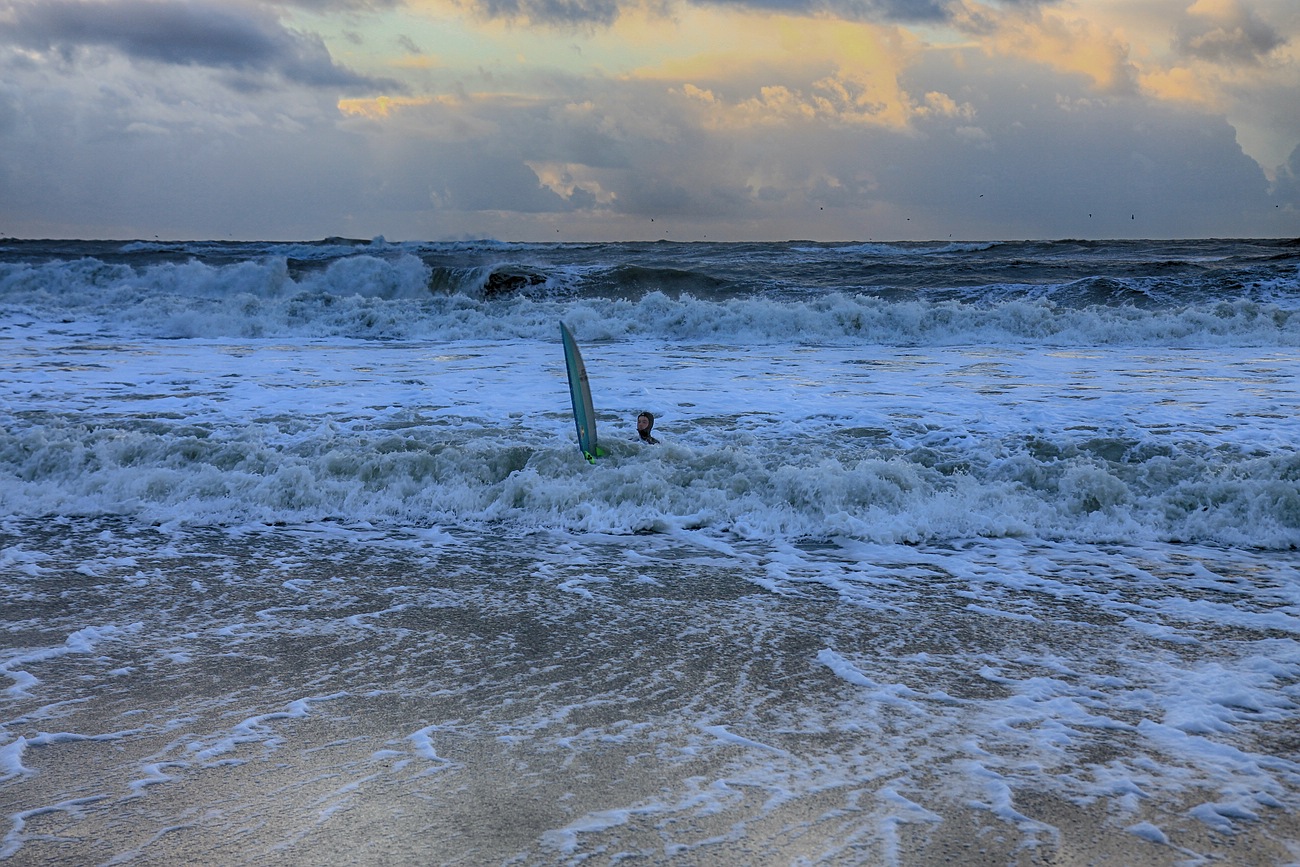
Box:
[2,521,1298,865]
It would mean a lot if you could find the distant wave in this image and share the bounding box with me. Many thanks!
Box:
[1,237,1297,348]
[1,256,1295,346]
[806,240,1003,256]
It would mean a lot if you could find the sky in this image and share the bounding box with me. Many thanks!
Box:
[0,0,1297,241]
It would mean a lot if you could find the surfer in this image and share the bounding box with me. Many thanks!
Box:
[637,411,659,445]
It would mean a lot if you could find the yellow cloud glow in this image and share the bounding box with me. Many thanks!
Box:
[337,95,440,119]
[619,10,942,131]
[1139,65,1222,108]
[965,4,1137,92]
[527,161,618,205]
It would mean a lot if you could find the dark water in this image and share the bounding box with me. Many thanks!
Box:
[4,236,1298,303]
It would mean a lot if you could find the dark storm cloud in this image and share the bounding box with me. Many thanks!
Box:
[0,0,397,91]
[473,0,622,27]
[1274,143,1300,210]
[268,0,402,10]
[1174,2,1285,66]
[716,0,952,21]
[467,0,953,27]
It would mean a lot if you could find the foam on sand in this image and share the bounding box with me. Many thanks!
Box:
[0,522,1296,864]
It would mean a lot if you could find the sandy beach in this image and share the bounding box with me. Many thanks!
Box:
[3,521,1297,865]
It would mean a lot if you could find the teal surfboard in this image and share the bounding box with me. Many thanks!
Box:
[560,322,602,463]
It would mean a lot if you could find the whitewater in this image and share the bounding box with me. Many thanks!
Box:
[1,237,1298,865]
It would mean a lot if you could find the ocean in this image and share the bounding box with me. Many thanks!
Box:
[1,237,1298,864]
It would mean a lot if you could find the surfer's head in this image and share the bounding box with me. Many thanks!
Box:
[637,411,655,440]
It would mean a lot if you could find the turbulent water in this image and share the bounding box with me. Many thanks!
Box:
[1,237,1298,865]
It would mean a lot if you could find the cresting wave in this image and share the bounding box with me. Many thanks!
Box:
[2,413,1297,549]
[1,251,1297,346]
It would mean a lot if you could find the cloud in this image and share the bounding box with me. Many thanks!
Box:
[951,0,1138,93]
[0,0,1293,240]
[706,0,952,23]
[1273,143,1300,209]
[1173,0,1285,66]
[269,0,403,9]
[628,12,931,131]
[328,41,1274,238]
[0,0,397,91]
[468,0,623,26]
[456,0,953,28]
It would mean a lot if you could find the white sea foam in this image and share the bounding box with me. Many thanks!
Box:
[0,737,27,782]
[1,333,1295,548]
[1,624,142,696]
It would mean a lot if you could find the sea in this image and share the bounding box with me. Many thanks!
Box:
[1,236,1298,865]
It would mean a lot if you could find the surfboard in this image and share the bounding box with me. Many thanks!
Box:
[560,322,601,463]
